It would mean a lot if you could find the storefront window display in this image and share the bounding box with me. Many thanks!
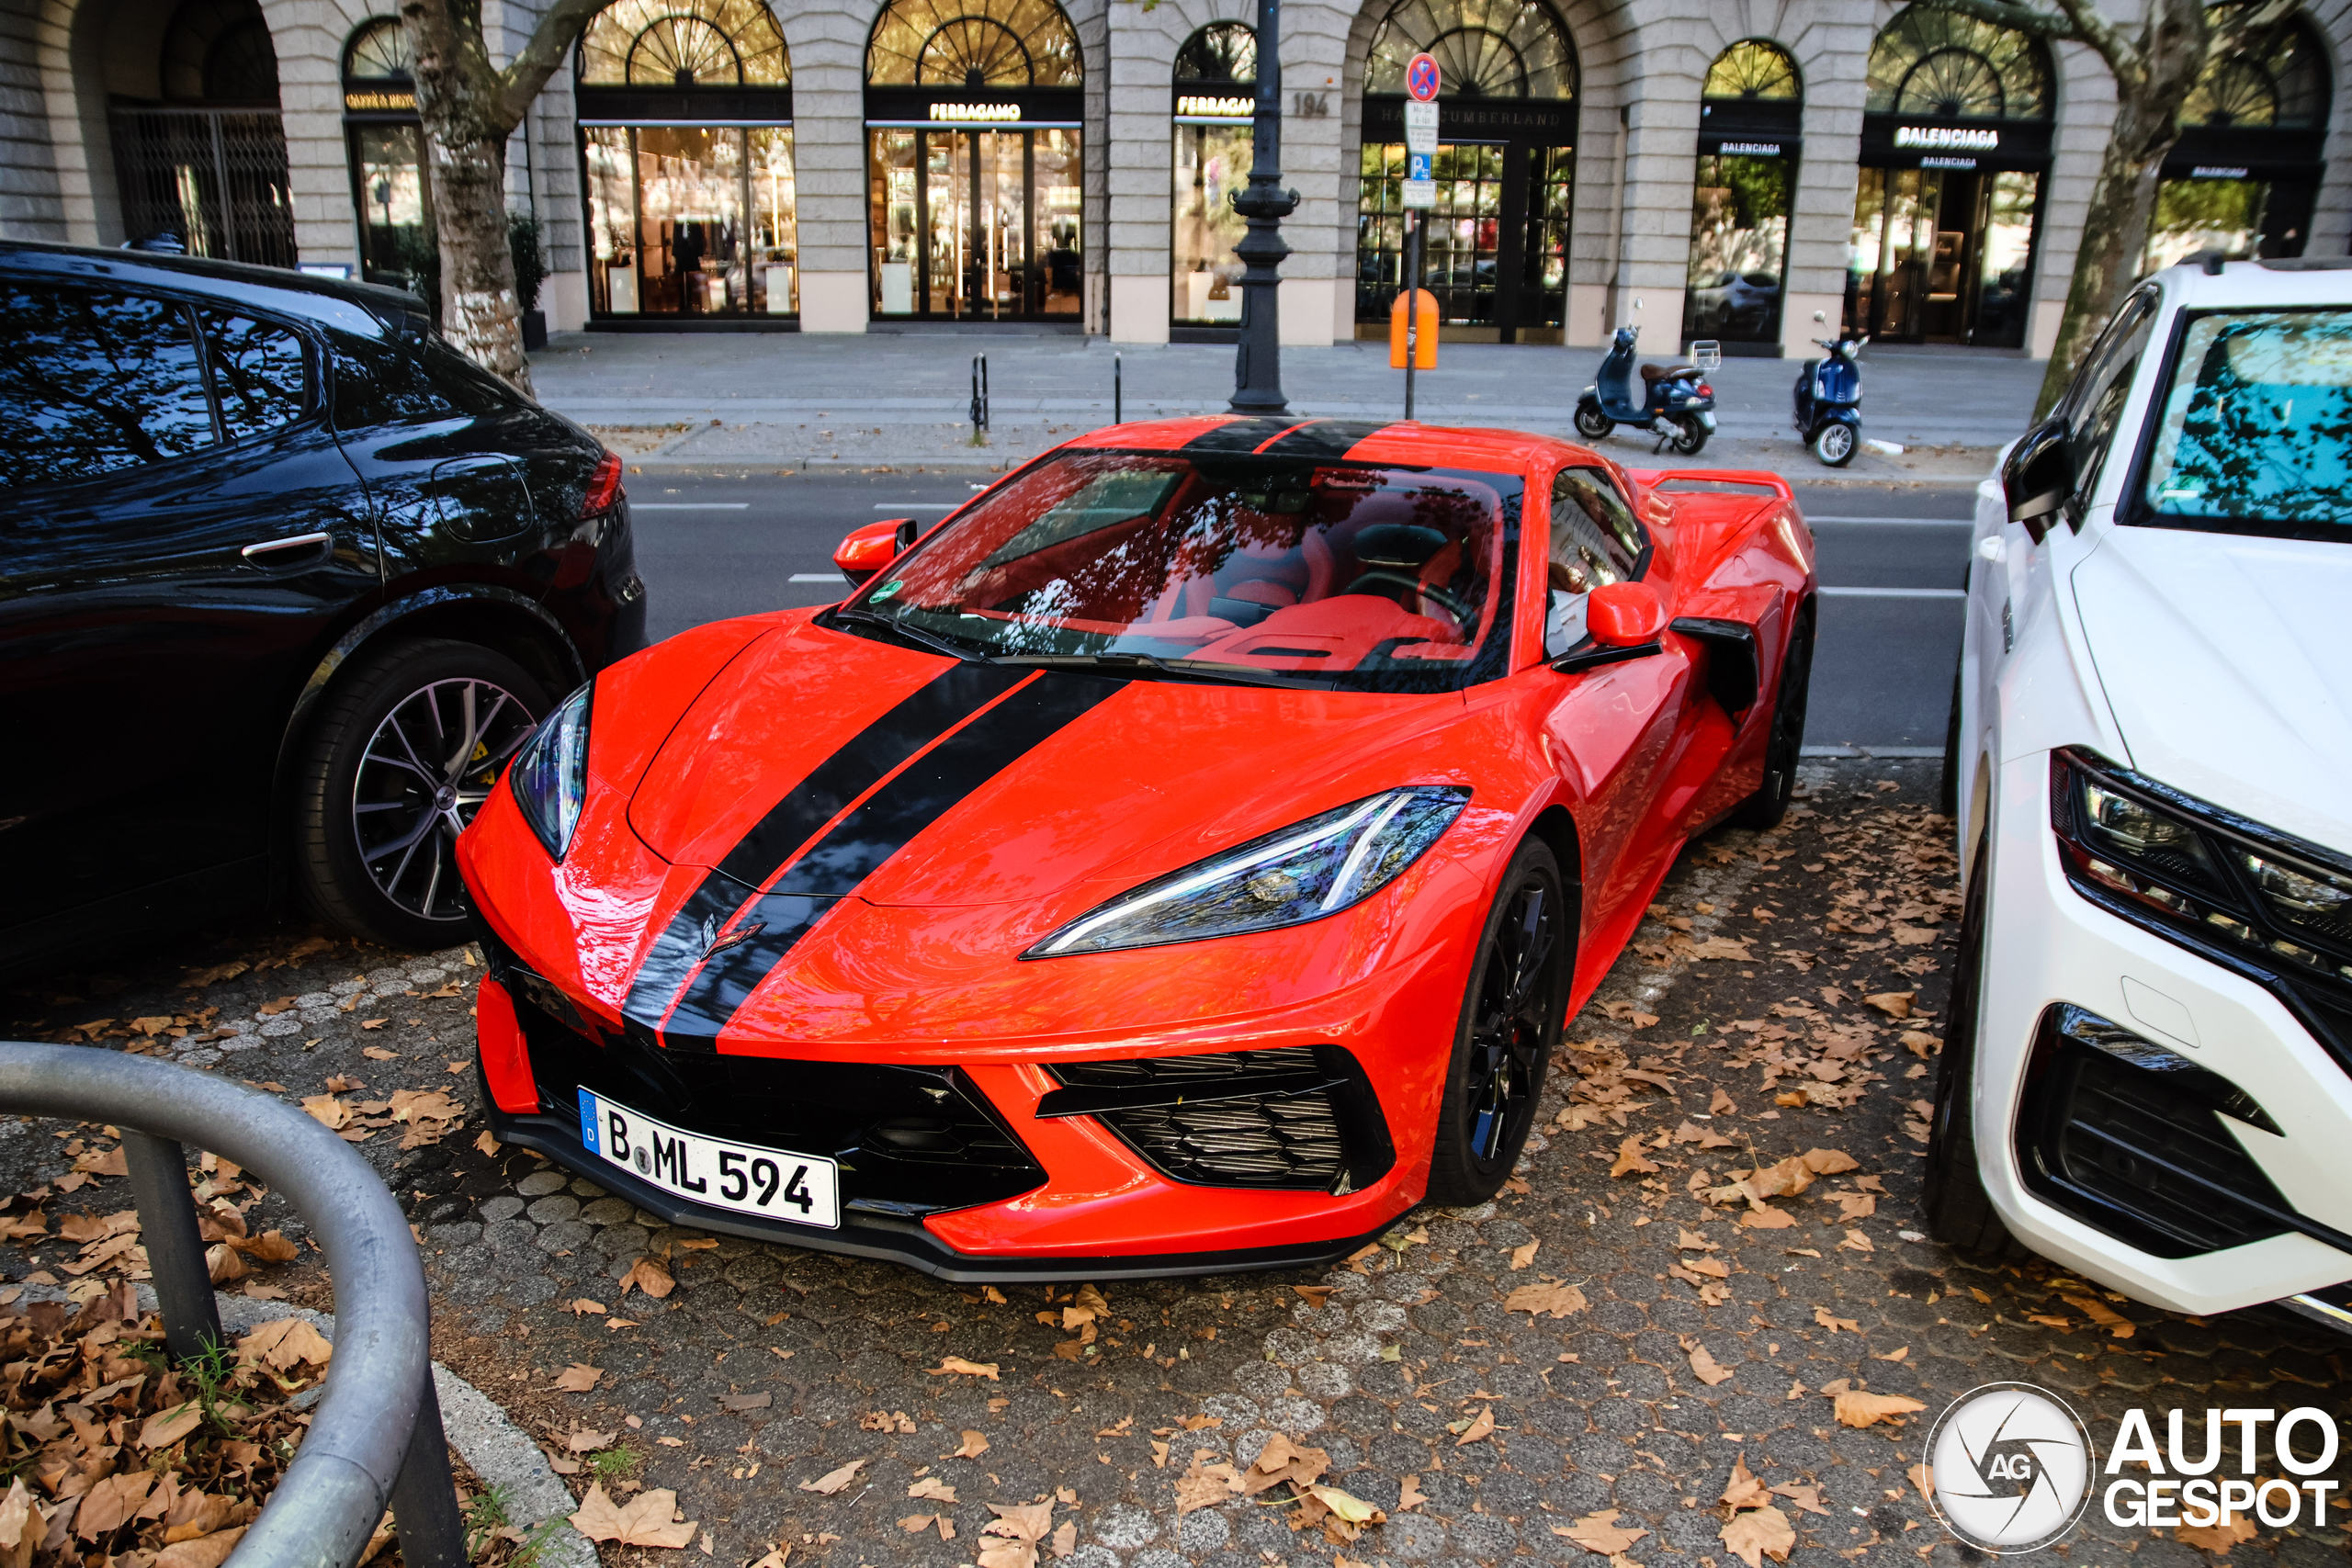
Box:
[1683,40,1800,349]
[1848,5,2051,347]
[1357,0,1577,344]
[576,0,796,323]
[2147,6,2331,270]
[341,19,430,291]
[865,0,1085,322]
[1170,23,1254,334]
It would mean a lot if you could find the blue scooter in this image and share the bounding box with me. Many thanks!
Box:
[1792,335,1866,467]
[1573,326,1716,455]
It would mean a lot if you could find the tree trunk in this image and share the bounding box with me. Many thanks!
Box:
[426,128,535,397]
[2030,124,2170,420]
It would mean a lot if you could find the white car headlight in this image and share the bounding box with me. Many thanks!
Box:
[510,681,593,861]
[1026,786,1470,958]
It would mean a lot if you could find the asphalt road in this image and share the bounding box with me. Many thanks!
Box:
[625,471,1978,754]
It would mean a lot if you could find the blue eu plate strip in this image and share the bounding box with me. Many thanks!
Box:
[578,1089,599,1155]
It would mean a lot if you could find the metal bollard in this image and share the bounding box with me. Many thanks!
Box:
[970,354,989,434]
[1114,352,1123,426]
[120,1129,222,1362]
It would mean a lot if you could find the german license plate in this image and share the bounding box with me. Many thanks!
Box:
[577,1089,838,1230]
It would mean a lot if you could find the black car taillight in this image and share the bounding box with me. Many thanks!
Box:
[582,449,624,518]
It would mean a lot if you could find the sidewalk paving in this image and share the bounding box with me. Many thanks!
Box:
[531,333,2042,482]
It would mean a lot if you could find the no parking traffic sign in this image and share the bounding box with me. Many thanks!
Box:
[1403,51,1440,208]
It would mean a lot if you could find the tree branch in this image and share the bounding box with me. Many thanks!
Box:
[498,0,616,129]
[1917,0,2081,42]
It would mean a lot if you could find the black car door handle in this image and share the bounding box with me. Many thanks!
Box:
[241,532,333,562]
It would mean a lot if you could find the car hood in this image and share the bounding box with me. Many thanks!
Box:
[623,615,1477,908]
[2073,525,2352,857]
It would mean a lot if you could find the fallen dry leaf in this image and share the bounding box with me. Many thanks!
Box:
[798,1460,867,1496]
[298,1095,351,1131]
[1554,1507,1649,1554]
[361,1046,399,1061]
[1502,1280,1588,1318]
[570,1483,697,1548]
[1720,1504,1796,1567]
[1508,1240,1540,1270]
[138,1401,205,1450]
[950,1429,989,1459]
[1721,1454,1769,1511]
[909,1477,958,1504]
[549,1363,603,1393]
[567,1428,618,1453]
[1863,991,1915,1019]
[1453,1404,1496,1447]
[618,1257,674,1300]
[1292,1285,1334,1309]
[1814,1306,1860,1335]
[1610,1137,1660,1178]
[237,1317,333,1371]
[2177,1515,2258,1553]
[1684,1340,1734,1386]
[928,1357,1000,1380]
[1833,1391,1927,1428]
[1396,1474,1426,1513]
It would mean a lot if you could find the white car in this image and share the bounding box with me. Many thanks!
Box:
[1935,254,2352,1331]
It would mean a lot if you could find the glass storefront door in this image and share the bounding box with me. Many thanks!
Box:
[869,127,1082,321]
[1172,121,1250,325]
[1356,141,1571,343]
[349,122,431,290]
[1846,165,2039,348]
[582,125,797,319]
[1682,152,1789,346]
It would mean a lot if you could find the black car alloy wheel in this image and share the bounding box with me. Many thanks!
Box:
[1733,605,1814,829]
[1429,840,1569,1204]
[299,637,548,950]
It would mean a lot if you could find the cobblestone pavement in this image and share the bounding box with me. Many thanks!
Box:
[5,757,2347,1567]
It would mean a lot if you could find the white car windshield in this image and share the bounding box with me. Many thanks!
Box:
[2141,308,2352,535]
[839,448,1522,692]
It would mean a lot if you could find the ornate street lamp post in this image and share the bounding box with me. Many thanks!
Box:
[1228,0,1297,414]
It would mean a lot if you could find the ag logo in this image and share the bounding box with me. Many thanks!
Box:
[1924,1382,2096,1553]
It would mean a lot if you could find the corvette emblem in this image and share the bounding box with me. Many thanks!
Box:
[702,920,765,961]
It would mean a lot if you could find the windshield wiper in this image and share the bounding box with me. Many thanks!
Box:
[996,651,1312,689]
[827,607,993,663]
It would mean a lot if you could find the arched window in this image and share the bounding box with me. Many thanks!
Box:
[579,0,789,87]
[1703,39,1798,100]
[2184,6,2329,127]
[1865,5,2051,119]
[161,0,280,104]
[1175,20,1256,83]
[866,0,1082,88]
[344,17,411,82]
[1365,0,1577,100]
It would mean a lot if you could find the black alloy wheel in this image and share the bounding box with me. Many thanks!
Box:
[297,637,548,950]
[1922,835,2022,1255]
[1428,840,1571,1204]
[1668,414,1711,457]
[1573,401,1613,440]
[1732,605,1815,829]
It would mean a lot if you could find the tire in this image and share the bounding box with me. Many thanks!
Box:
[296,637,548,951]
[1668,414,1711,456]
[1427,840,1572,1205]
[1573,400,1613,440]
[1923,837,2022,1255]
[1731,605,1814,829]
[1813,422,1858,467]
[1939,656,1963,818]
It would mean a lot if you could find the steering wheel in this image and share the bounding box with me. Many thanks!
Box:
[1345,569,1471,624]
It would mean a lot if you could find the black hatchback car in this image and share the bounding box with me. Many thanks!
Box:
[0,243,646,973]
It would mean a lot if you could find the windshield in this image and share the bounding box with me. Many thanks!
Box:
[841,448,1522,692]
[2139,308,2352,536]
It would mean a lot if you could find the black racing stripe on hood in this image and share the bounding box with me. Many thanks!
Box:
[1262,420,1394,459]
[620,662,1025,1046]
[647,672,1129,1051]
[1180,416,1313,453]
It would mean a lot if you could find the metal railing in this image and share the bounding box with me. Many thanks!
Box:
[0,1043,464,1567]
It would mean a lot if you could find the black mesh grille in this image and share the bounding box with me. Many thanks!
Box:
[2017,1008,2290,1258]
[1046,1046,1391,1192]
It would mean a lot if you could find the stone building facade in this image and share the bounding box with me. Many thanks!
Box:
[3,0,2346,355]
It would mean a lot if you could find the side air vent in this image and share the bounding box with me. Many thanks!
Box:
[1041,1045,1394,1194]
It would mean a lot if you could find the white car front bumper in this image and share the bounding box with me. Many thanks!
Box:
[1973,750,2352,1316]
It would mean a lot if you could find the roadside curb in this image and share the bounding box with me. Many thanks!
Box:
[21,1284,595,1568]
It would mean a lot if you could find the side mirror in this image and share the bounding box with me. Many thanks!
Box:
[2002,420,2073,542]
[1589,581,1668,646]
[834,516,920,588]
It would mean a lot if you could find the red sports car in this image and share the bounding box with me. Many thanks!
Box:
[457,417,1816,1280]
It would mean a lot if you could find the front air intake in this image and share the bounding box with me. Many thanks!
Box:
[1039,1045,1394,1193]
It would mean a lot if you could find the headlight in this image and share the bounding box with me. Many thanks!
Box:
[1026,786,1471,957]
[2052,749,2352,986]
[510,681,593,861]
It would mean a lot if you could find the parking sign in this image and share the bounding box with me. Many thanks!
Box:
[1406,52,1441,102]
[1402,94,1438,209]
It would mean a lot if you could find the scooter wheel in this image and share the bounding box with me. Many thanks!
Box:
[1668,415,1710,457]
[1573,403,1612,440]
[1813,423,1858,467]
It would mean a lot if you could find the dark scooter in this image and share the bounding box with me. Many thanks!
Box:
[1792,335,1866,467]
[1574,326,1716,455]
